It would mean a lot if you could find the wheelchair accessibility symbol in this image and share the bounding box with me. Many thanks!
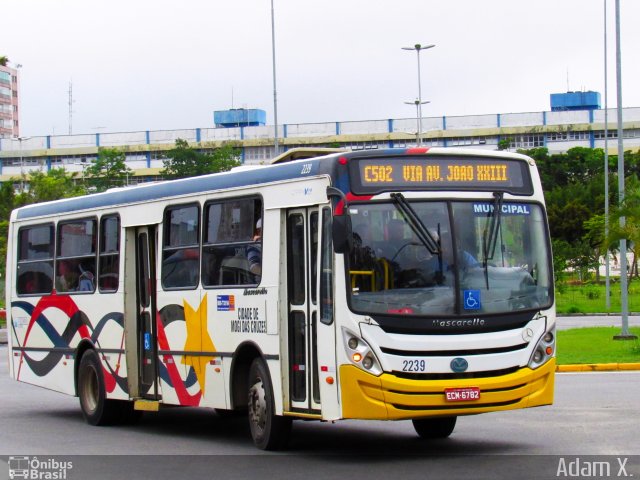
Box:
[463,290,481,310]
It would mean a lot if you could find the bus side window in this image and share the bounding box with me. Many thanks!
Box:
[320,208,334,324]
[99,215,120,292]
[202,197,262,287]
[56,219,97,294]
[161,204,200,290]
[16,224,55,296]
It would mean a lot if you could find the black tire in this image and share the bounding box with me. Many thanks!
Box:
[247,358,292,450]
[78,349,139,426]
[412,416,457,439]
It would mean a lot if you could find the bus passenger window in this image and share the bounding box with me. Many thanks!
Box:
[56,218,97,294]
[162,204,200,289]
[99,215,120,292]
[202,197,262,287]
[16,224,55,296]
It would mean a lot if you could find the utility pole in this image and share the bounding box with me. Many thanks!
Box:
[270,0,279,156]
[604,0,611,309]
[613,0,635,340]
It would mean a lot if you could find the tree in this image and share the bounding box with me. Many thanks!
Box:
[14,168,84,207]
[0,182,14,278]
[606,178,640,283]
[84,148,133,192]
[497,138,511,151]
[161,139,241,179]
[0,181,15,221]
[0,56,8,67]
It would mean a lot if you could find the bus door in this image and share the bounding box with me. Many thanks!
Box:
[286,207,325,413]
[136,226,159,400]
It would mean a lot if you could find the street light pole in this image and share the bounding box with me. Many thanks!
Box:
[613,0,635,340]
[17,136,30,192]
[404,99,430,146]
[603,0,611,310]
[402,43,435,146]
[270,0,280,157]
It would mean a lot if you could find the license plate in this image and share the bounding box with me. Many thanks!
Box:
[444,387,481,402]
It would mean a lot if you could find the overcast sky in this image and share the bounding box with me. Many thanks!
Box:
[3,0,640,137]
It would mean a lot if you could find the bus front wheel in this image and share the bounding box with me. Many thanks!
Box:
[412,416,457,439]
[247,358,292,450]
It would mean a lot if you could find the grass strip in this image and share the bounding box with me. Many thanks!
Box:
[556,281,640,314]
[556,326,640,365]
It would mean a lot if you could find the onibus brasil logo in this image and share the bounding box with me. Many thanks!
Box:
[8,456,73,479]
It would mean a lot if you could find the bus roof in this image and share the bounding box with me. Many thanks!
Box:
[13,147,533,220]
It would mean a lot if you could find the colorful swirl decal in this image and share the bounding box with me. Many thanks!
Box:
[12,294,127,393]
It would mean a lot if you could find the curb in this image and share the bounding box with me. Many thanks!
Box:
[557,363,640,372]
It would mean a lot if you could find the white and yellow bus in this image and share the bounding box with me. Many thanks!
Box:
[6,147,555,450]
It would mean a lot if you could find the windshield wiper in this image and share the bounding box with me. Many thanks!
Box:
[482,192,504,288]
[390,193,440,255]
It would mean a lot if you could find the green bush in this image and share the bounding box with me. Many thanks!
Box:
[585,287,600,300]
[566,305,583,314]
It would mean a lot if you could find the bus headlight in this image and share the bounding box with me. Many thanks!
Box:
[528,327,555,369]
[342,328,382,376]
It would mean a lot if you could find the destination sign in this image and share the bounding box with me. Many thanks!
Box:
[349,156,533,195]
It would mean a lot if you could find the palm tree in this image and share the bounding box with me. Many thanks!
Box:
[0,56,9,67]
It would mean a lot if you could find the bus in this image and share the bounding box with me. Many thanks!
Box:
[6,147,555,450]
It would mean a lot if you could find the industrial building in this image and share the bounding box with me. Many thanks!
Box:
[0,93,639,185]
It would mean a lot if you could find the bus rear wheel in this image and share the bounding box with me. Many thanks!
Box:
[247,358,292,450]
[78,349,139,425]
[412,416,457,439]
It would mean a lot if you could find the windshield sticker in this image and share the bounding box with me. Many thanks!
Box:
[463,290,482,310]
[473,203,531,215]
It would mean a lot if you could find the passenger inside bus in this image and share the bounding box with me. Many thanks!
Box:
[55,260,96,292]
[413,230,479,287]
[247,218,262,280]
[56,260,78,292]
[77,264,95,291]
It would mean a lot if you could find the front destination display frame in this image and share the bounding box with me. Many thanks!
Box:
[349,155,534,196]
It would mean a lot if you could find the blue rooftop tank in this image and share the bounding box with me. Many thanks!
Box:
[550,91,601,111]
[214,109,267,128]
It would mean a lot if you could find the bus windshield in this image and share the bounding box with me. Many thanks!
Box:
[347,199,553,317]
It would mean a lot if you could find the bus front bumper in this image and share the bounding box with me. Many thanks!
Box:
[339,359,555,420]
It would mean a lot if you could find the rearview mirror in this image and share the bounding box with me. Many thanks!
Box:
[332,215,352,254]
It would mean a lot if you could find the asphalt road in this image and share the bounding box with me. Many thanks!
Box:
[1,345,639,480]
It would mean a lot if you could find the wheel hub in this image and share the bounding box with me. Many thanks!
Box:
[248,378,267,433]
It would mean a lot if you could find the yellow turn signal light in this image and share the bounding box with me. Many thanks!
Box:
[352,352,363,363]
